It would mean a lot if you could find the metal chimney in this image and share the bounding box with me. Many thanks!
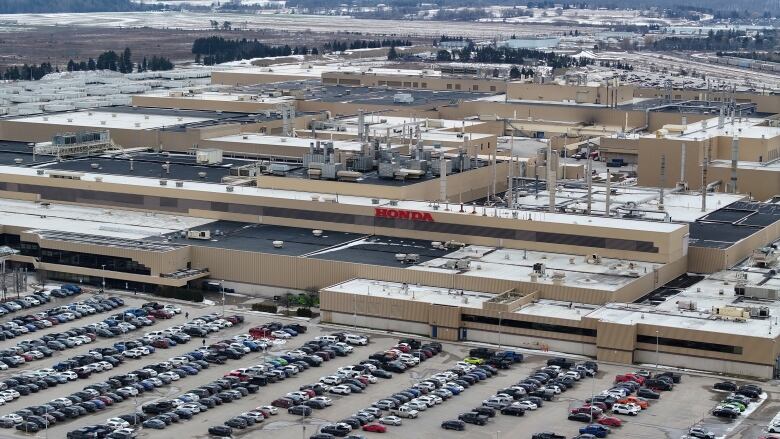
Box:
[440,157,447,203]
[701,146,709,212]
[730,133,739,193]
[659,154,666,210]
[605,168,611,217]
[718,107,725,129]
[357,109,365,141]
[547,144,556,213]
[586,142,593,215]
[679,143,686,186]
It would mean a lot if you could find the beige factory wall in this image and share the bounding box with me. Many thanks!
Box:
[506,83,635,106]
[689,219,780,274]
[322,71,508,93]
[0,171,686,264]
[708,166,780,202]
[211,71,316,86]
[17,230,192,276]
[0,121,159,147]
[635,323,778,366]
[634,350,774,378]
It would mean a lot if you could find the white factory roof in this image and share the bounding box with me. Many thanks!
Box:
[205,134,365,151]
[652,116,780,141]
[0,198,211,240]
[0,165,685,234]
[411,246,655,292]
[324,278,494,309]
[710,160,780,172]
[515,186,745,223]
[137,90,293,104]
[10,110,212,130]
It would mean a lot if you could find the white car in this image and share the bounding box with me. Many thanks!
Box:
[119,386,138,396]
[513,400,538,411]
[415,396,436,407]
[360,374,378,384]
[169,357,190,366]
[99,361,114,370]
[344,334,369,345]
[379,416,403,426]
[106,418,130,430]
[287,391,310,401]
[242,411,265,422]
[258,405,278,415]
[330,385,352,395]
[271,330,291,339]
[159,371,180,381]
[407,400,427,411]
[311,396,333,406]
[321,376,343,385]
[612,403,640,416]
[163,305,182,314]
[52,397,73,407]
[564,371,581,380]
[0,414,22,425]
[335,342,354,353]
[180,403,201,414]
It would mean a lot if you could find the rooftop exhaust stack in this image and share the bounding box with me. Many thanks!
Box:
[357,109,365,142]
[730,134,739,193]
[677,142,687,189]
[586,142,593,215]
[605,168,611,217]
[718,107,725,129]
[701,146,709,212]
[547,144,556,213]
[440,157,447,203]
[659,154,665,210]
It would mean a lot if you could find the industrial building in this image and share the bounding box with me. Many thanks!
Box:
[0,59,778,378]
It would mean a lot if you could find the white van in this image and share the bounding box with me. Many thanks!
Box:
[314,335,338,343]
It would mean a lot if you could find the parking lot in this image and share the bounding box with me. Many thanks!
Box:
[0,288,775,439]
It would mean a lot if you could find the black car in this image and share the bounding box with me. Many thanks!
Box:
[17,422,40,433]
[532,433,566,439]
[473,406,496,418]
[501,406,525,416]
[224,417,248,429]
[208,425,233,437]
[637,388,660,400]
[458,412,487,426]
[567,412,593,422]
[320,423,351,437]
[714,381,737,392]
[287,405,312,416]
[372,369,392,379]
[712,407,739,419]
[142,419,166,429]
[441,420,466,431]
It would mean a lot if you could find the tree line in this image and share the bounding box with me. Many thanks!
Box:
[650,29,777,52]
[1,48,173,81]
[0,0,158,13]
[324,39,411,52]
[436,44,593,69]
[65,48,173,73]
[191,36,314,65]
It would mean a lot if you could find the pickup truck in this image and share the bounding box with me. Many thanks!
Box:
[391,405,419,418]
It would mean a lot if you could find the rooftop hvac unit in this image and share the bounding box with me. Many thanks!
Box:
[226,186,234,192]
[272,240,284,248]
[159,179,167,186]
[735,285,780,300]
[175,181,183,188]
[187,230,211,240]
[312,230,323,237]
[676,300,697,311]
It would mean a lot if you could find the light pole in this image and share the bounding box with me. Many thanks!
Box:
[655,330,660,370]
[497,311,503,351]
[101,264,106,292]
[220,280,225,316]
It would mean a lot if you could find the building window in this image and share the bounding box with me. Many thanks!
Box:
[455,84,461,90]
[490,86,496,91]
[447,84,452,89]
[421,83,427,88]
[462,314,597,337]
[39,248,151,276]
[636,334,743,355]
[473,85,479,91]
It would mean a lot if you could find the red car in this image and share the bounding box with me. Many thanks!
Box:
[615,374,644,385]
[249,327,272,339]
[597,416,622,427]
[152,339,169,349]
[363,423,387,433]
[97,396,114,406]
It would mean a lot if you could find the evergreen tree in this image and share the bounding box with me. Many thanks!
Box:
[387,46,399,60]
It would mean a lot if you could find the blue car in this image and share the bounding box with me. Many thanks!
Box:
[580,424,610,438]
[446,385,462,395]
[180,365,198,375]
[139,380,155,391]
[145,345,156,354]
[406,388,421,397]
[62,284,82,293]
[243,340,260,352]
[91,399,106,410]
[187,351,205,360]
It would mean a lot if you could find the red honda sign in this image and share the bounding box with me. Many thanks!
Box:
[375,208,434,222]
